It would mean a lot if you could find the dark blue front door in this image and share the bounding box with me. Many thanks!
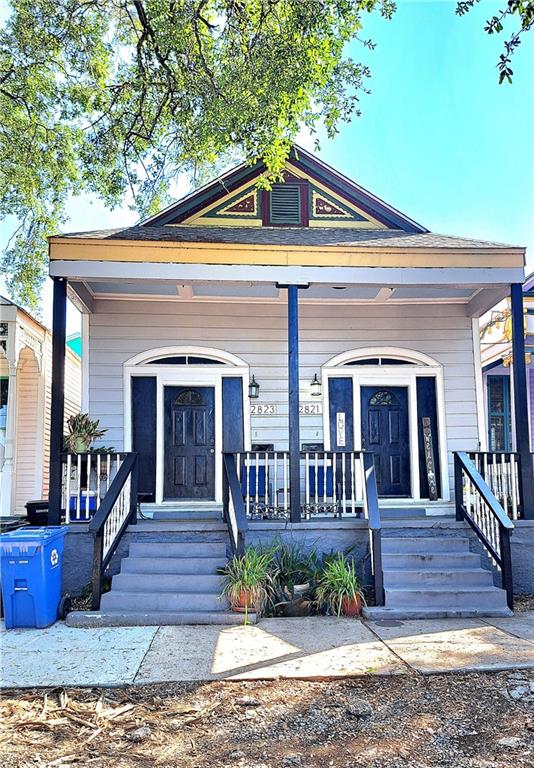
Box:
[164,386,215,500]
[361,386,410,497]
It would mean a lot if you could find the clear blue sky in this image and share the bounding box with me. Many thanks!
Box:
[2,0,533,330]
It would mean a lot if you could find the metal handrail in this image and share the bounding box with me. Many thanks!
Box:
[454,451,514,609]
[88,452,138,609]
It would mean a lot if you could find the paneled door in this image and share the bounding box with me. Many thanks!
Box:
[361,386,410,497]
[163,386,215,500]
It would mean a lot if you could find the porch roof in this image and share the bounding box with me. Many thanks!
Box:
[49,225,527,319]
[51,224,522,253]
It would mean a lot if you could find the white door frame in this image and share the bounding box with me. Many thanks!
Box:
[322,349,449,502]
[124,352,250,505]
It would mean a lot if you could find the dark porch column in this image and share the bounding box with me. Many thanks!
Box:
[511,283,534,519]
[288,285,302,523]
[48,277,67,525]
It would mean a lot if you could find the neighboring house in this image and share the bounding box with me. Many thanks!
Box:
[0,297,81,516]
[480,273,534,452]
[46,146,533,621]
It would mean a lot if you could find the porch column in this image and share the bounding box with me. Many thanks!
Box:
[288,285,301,523]
[48,277,67,525]
[511,283,534,519]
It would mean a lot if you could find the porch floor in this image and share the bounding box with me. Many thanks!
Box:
[2,613,534,687]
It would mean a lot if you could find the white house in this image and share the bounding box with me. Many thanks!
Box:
[46,147,532,622]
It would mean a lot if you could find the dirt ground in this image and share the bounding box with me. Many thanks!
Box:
[1,671,533,768]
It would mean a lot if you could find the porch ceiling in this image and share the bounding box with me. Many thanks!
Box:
[64,277,511,318]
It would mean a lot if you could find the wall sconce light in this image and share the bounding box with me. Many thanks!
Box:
[248,375,260,399]
[311,373,322,397]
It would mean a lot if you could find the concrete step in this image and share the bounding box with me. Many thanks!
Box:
[363,606,513,620]
[383,568,493,588]
[121,556,226,575]
[66,610,253,627]
[129,541,227,558]
[380,507,427,519]
[152,510,221,521]
[100,590,226,613]
[383,586,509,611]
[381,537,470,554]
[382,552,481,569]
[111,572,222,593]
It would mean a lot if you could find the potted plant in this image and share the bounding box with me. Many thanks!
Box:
[65,413,107,453]
[315,553,365,617]
[220,546,275,621]
[272,538,318,595]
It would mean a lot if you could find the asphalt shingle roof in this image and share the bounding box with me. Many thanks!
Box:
[55,225,521,250]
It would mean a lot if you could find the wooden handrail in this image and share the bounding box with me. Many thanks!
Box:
[89,452,138,609]
[361,452,384,606]
[222,453,248,557]
[454,451,514,609]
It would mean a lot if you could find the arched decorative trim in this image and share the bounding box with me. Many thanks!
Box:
[124,345,248,368]
[324,347,442,369]
[16,343,42,373]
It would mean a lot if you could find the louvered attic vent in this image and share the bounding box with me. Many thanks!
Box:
[269,184,302,225]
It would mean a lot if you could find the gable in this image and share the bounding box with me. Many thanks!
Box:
[142,145,428,233]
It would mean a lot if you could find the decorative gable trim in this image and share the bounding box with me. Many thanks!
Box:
[142,145,428,233]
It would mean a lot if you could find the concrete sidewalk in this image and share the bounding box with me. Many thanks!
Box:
[2,613,534,688]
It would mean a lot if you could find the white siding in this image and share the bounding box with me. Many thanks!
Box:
[88,299,479,495]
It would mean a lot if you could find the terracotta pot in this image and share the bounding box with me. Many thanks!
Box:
[341,594,362,617]
[232,590,259,613]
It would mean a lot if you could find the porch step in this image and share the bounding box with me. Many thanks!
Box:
[100,590,225,613]
[111,572,222,593]
[376,533,511,618]
[121,556,226,575]
[383,568,493,588]
[380,507,427,519]
[66,610,253,627]
[151,510,221,521]
[382,552,481,569]
[383,586,509,610]
[129,541,226,558]
[381,536,470,554]
[363,606,513,620]
[95,537,236,625]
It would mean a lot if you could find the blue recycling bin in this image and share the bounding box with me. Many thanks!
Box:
[0,526,68,629]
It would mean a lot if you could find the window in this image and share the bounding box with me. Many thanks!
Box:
[151,355,222,365]
[369,390,396,407]
[344,357,414,366]
[263,182,308,226]
[174,390,203,406]
[487,375,512,451]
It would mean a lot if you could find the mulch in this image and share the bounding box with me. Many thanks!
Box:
[1,670,533,767]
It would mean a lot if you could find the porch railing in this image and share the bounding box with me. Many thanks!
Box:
[222,449,383,604]
[454,451,514,609]
[60,452,128,523]
[467,451,522,520]
[88,453,138,609]
[230,450,366,521]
